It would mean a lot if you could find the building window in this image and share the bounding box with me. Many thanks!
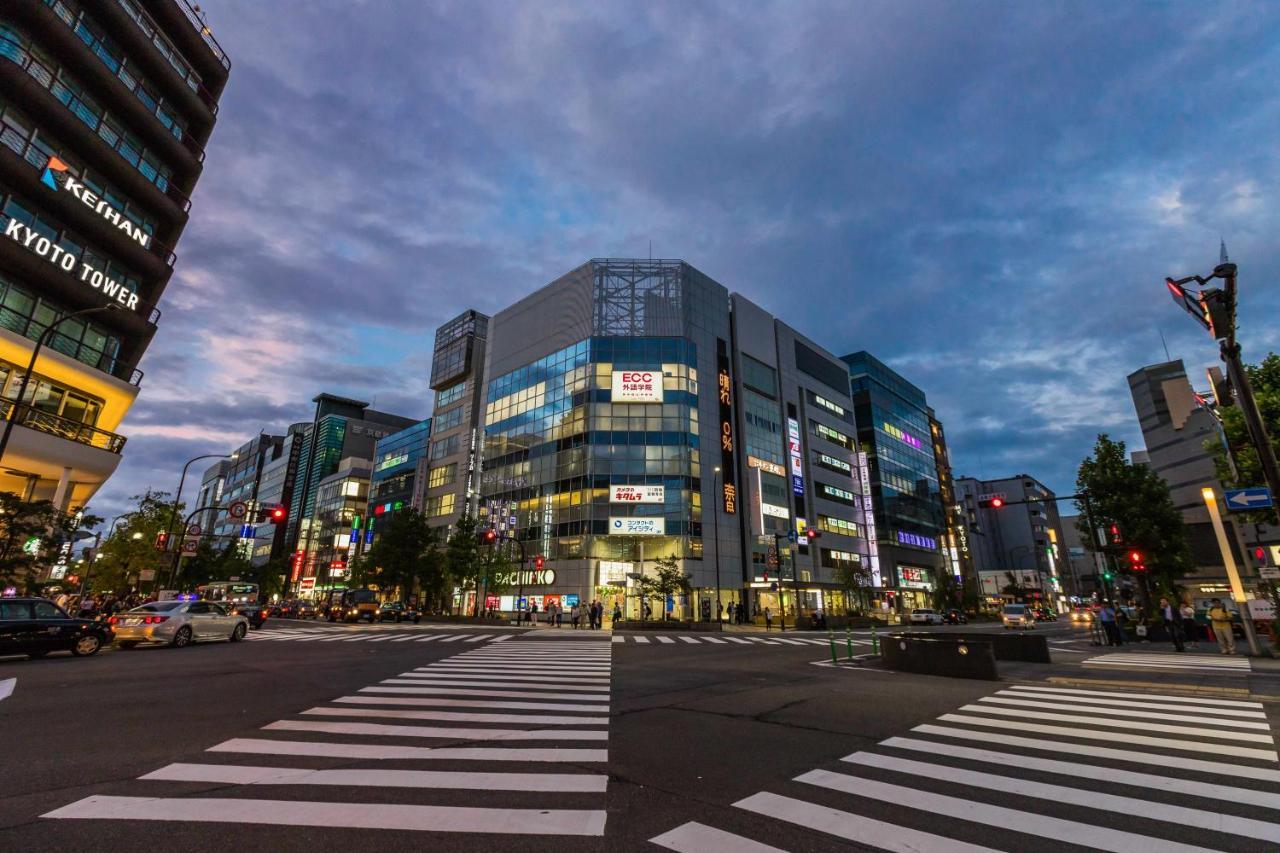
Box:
[818,515,859,537]
[821,548,861,569]
[812,421,852,449]
[819,483,855,504]
[811,393,846,417]
[741,355,777,397]
[426,493,456,517]
[427,463,456,488]
[436,380,467,408]
[429,433,460,461]
[433,405,464,433]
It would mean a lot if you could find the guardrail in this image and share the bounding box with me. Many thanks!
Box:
[0,400,126,453]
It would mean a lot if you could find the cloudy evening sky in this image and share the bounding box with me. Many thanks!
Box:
[95,0,1280,521]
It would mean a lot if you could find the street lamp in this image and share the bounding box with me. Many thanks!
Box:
[712,466,722,625]
[162,453,231,587]
[0,305,120,466]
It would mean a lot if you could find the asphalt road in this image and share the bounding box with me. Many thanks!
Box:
[1,618,1275,852]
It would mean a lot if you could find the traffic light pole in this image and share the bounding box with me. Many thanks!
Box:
[770,532,787,631]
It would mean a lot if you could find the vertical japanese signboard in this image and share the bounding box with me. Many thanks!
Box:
[717,340,737,514]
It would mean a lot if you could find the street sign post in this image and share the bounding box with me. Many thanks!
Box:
[227,501,248,520]
[1224,487,1273,512]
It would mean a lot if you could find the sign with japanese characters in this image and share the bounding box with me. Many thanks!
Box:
[611,371,663,402]
[610,485,666,504]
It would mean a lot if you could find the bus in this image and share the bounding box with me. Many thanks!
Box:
[326,587,379,622]
[195,582,259,604]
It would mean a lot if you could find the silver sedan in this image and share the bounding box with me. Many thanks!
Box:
[110,600,248,648]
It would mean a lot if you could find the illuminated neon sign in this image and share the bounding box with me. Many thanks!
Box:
[883,422,923,450]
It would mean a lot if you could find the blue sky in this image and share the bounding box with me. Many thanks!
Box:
[94,0,1280,521]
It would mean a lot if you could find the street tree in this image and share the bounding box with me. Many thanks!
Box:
[636,556,691,621]
[1209,352,1280,522]
[445,513,480,613]
[88,491,175,593]
[0,492,97,593]
[833,560,873,615]
[357,508,445,603]
[1076,434,1192,606]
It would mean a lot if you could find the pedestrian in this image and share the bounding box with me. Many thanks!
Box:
[530,601,538,626]
[764,607,773,631]
[1180,600,1199,646]
[1158,596,1185,653]
[716,601,723,623]
[1098,602,1121,646]
[592,600,601,629]
[570,603,581,629]
[1207,598,1237,655]
[612,602,622,624]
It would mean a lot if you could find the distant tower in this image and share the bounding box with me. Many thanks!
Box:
[1220,238,1229,264]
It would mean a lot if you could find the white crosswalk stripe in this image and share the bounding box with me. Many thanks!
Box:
[649,682,1279,850]
[1083,651,1252,673]
[607,633,859,648]
[243,629,519,645]
[43,639,615,837]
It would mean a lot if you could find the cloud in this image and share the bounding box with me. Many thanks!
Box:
[89,0,1280,522]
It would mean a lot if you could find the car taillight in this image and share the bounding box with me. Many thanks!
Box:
[108,616,118,625]
[144,615,169,624]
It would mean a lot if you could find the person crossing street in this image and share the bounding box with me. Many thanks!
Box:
[1158,596,1185,653]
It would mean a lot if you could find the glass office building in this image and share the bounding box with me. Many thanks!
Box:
[368,416,431,535]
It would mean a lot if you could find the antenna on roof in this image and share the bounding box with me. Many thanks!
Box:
[1220,238,1229,264]
[1158,327,1171,362]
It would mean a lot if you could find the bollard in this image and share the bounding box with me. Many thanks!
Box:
[845,625,853,660]
[870,623,879,655]
[828,628,838,663]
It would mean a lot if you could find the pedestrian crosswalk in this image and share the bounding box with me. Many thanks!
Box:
[612,633,863,648]
[243,626,516,644]
[650,682,1280,851]
[1083,651,1253,673]
[43,639,614,838]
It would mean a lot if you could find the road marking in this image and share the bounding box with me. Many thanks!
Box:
[378,679,610,692]
[390,634,420,642]
[464,634,492,643]
[414,634,450,642]
[735,791,989,853]
[439,634,469,642]
[843,751,1280,843]
[301,706,609,726]
[42,795,607,835]
[915,723,1280,782]
[140,763,608,792]
[655,636,676,644]
[1084,658,1251,674]
[399,671,610,684]
[650,820,790,852]
[936,714,1279,761]
[208,738,608,762]
[796,769,1218,853]
[262,719,609,741]
[633,636,651,643]
[360,686,609,701]
[365,635,394,642]
[724,637,752,644]
[422,662,611,671]
[612,635,624,643]
[955,703,1274,743]
[491,634,514,642]
[333,696,610,713]
[0,678,13,702]
[977,695,1270,729]
[772,638,808,645]
[996,689,1266,718]
[881,736,1280,811]
[702,637,727,644]
[1005,684,1262,708]
[679,636,701,644]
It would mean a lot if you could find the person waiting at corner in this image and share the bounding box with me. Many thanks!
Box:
[1207,598,1237,655]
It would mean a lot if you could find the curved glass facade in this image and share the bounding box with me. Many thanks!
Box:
[481,336,701,563]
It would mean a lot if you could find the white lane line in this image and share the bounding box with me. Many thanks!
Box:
[378,679,610,692]
[317,634,355,642]
[1006,684,1262,708]
[882,736,1280,812]
[612,636,625,643]
[390,635,420,642]
[490,634,514,642]
[633,636,652,644]
[1091,654,1251,664]
[702,637,727,644]
[399,672,610,685]
[650,820,790,852]
[977,696,1271,730]
[360,687,609,702]
[333,696,609,713]
[456,653,612,659]
[439,635,469,642]
[341,635,373,642]
[365,636,395,643]
[678,637,701,644]
[846,751,1280,844]
[735,791,988,853]
[796,639,829,645]
[655,636,676,644]
[937,714,1279,762]
[208,738,607,762]
[464,634,493,643]
[1085,660,1250,674]
[797,769,1218,853]
[724,637,752,644]
[422,663,611,671]
[141,762,608,792]
[996,689,1267,719]
[956,703,1274,744]
[745,637,781,644]
[915,723,1280,783]
[263,720,608,740]
[772,638,808,645]
[41,795,607,836]
[414,634,449,642]
[302,707,608,725]
[0,677,13,702]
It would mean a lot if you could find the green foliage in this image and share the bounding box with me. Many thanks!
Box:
[932,567,960,611]
[1210,352,1280,522]
[0,492,99,593]
[445,513,480,609]
[359,508,445,602]
[181,537,254,588]
[1001,570,1030,599]
[88,492,176,593]
[635,556,691,620]
[833,559,873,614]
[1076,433,1193,591]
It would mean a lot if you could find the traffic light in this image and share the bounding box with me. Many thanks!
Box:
[534,555,545,570]
[1206,366,1234,409]
[1109,524,1123,546]
[806,528,821,542]
[1197,288,1235,341]
[1254,546,1269,568]
[480,527,497,544]
[977,497,1004,509]
[270,505,287,523]
[154,531,169,552]
[1128,550,1146,572]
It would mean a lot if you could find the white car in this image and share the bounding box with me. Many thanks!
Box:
[1002,603,1036,630]
[909,608,944,625]
[110,600,248,648]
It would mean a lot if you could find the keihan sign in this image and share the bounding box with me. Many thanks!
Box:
[3,219,140,311]
[611,370,663,402]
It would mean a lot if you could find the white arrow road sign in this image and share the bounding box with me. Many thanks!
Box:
[1224,487,1273,511]
[0,678,14,703]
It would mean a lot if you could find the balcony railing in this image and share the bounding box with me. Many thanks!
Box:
[0,306,145,387]
[113,0,223,108]
[173,0,230,71]
[0,34,193,209]
[0,399,126,454]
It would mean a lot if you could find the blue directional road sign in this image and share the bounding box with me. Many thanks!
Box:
[1224,487,1273,512]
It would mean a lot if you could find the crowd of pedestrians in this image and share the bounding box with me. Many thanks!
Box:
[520,599,608,629]
[50,592,148,621]
[1096,597,1243,655]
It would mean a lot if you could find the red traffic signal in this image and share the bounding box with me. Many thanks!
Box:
[978,497,1004,509]
[1109,524,1123,545]
[1254,546,1269,567]
[534,555,545,570]
[270,505,287,523]
[1128,550,1142,564]
[480,528,497,544]
[806,528,820,540]
[154,531,169,551]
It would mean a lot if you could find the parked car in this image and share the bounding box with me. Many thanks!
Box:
[0,597,113,659]
[908,608,944,625]
[110,600,248,648]
[378,601,421,623]
[943,609,967,624]
[1002,603,1036,630]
